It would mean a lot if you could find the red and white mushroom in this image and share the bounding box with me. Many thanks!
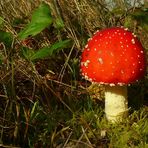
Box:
[80,27,146,122]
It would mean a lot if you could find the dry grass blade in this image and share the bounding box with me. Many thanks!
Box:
[0,0,147,147]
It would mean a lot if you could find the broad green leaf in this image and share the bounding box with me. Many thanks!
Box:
[18,2,53,39]
[31,39,71,61]
[0,30,13,48]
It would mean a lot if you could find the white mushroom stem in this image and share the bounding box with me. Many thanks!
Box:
[105,85,128,122]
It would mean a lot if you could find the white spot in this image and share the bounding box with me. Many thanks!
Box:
[132,71,135,74]
[137,55,140,58]
[86,48,90,51]
[89,78,92,82]
[140,68,143,71]
[132,33,137,37]
[100,34,102,36]
[95,39,97,42]
[98,58,103,64]
[139,61,141,64]
[118,83,124,86]
[141,51,144,54]
[110,52,114,56]
[109,36,111,39]
[84,75,89,79]
[124,28,128,31]
[87,38,92,41]
[100,82,104,84]
[96,30,99,33]
[127,45,129,47]
[85,44,88,48]
[84,63,88,67]
[121,45,123,48]
[83,60,90,67]
[124,33,126,35]
[110,83,115,86]
[131,38,135,44]
[120,41,123,44]
[133,63,135,66]
[94,48,97,51]
[121,70,124,74]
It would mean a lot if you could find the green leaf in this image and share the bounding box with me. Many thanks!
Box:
[0,30,13,48]
[54,17,64,29]
[21,47,35,61]
[18,2,53,39]
[31,39,71,61]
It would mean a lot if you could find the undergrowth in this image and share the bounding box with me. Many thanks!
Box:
[0,0,148,147]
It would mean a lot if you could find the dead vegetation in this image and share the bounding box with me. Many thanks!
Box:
[0,0,147,147]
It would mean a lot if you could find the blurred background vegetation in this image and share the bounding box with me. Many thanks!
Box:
[0,0,148,147]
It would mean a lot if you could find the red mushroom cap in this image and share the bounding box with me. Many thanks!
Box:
[80,27,146,85]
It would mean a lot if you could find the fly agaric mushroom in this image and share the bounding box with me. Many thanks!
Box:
[80,27,146,122]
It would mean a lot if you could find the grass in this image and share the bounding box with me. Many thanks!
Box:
[0,0,148,147]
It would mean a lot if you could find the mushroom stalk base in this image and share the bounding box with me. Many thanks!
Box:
[105,86,128,122]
